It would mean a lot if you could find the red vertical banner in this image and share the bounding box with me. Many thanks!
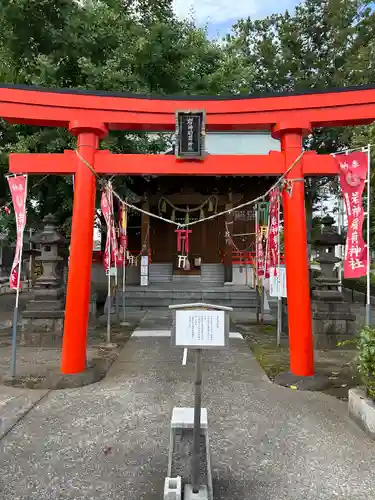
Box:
[117,201,127,265]
[336,152,368,278]
[7,175,28,289]
[266,188,280,275]
[256,229,265,277]
[100,185,120,272]
[100,187,112,273]
[109,191,118,266]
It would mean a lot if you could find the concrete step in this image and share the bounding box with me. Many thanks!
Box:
[118,290,243,297]
[201,263,224,283]
[114,289,257,310]
[172,274,201,282]
[149,263,173,283]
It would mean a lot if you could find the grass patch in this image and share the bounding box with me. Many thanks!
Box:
[241,326,290,380]
[261,325,276,335]
[239,324,361,400]
[250,340,289,379]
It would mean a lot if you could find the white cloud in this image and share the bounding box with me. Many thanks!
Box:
[173,0,296,25]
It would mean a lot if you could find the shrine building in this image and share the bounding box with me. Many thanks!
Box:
[124,135,277,287]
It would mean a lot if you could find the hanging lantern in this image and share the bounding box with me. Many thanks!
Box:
[208,198,213,212]
[171,209,176,222]
[161,199,166,212]
[199,208,205,220]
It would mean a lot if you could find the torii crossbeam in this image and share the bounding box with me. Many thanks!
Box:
[2,84,375,380]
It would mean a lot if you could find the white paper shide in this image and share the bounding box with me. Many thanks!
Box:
[269,266,287,298]
[140,255,148,286]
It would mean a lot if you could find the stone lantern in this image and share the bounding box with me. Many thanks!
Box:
[313,215,343,298]
[312,215,355,348]
[21,214,67,343]
[33,213,66,289]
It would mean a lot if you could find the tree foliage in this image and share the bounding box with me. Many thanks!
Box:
[223,0,375,244]
[225,0,374,92]
[1,0,375,241]
[0,0,229,237]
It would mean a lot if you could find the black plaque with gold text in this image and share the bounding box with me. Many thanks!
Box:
[175,110,205,159]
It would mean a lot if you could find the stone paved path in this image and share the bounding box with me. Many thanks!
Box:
[0,310,375,499]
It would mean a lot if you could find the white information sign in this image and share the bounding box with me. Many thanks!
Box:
[140,275,148,286]
[141,265,148,276]
[106,267,117,277]
[174,310,226,348]
[141,255,149,266]
[269,266,287,298]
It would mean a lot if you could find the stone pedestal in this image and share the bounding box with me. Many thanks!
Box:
[312,299,356,349]
[312,216,356,349]
[21,214,66,345]
[167,407,212,500]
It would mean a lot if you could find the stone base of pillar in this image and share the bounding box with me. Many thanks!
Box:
[274,371,329,391]
[3,363,110,390]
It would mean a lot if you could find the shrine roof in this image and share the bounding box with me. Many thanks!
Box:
[1,83,375,131]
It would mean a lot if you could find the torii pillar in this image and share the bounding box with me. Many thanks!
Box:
[273,122,315,379]
[61,121,107,373]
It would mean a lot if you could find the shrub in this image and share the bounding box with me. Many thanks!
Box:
[357,326,375,400]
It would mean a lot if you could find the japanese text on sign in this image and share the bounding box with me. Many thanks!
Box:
[257,232,265,277]
[175,111,205,159]
[174,310,226,348]
[187,116,194,151]
[8,175,27,290]
[265,189,280,277]
[336,152,368,278]
[101,187,114,273]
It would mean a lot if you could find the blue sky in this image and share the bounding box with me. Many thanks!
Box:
[173,0,299,37]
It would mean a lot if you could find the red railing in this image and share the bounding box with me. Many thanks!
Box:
[93,248,283,267]
[223,250,285,266]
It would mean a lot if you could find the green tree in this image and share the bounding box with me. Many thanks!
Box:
[225,0,375,93]
[223,0,375,246]
[0,0,229,237]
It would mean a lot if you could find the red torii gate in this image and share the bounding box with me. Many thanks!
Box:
[2,84,375,378]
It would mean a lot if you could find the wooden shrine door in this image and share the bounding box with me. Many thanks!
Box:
[150,215,224,271]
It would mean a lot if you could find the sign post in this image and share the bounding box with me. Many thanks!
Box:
[270,265,287,346]
[169,302,232,499]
